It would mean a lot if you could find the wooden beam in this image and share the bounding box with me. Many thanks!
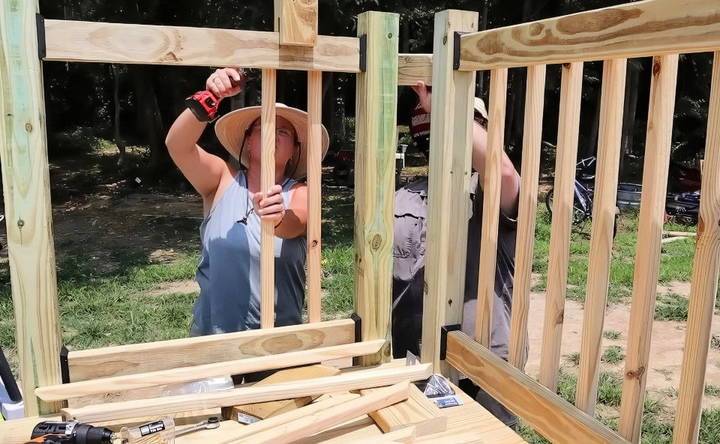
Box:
[306,70,323,323]
[576,59,627,415]
[361,384,447,437]
[420,9,478,372]
[233,382,409,444]
[672,52,720,444]
[0,1,63,416]
[261,73,277,328]
[619,54,679,443]
[539,62,583,391]
[37,340,384,402]
[43,19,360,73]
[474,68,507,346]
[353,11,399,365]
[446,331,628,444]
[62,363,432,423]
[457,0,720,71]
[67,319,356,381]
[218,393,360,443]
[398,54,432,86]
[508,64,546,368]
[274,0,318,47]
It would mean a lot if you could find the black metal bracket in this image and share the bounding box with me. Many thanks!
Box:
[439,324,461,360]
[36,14,46,60]
[359,34,367,73]
[453,31,468,70]
[60,346,70,384]
[350,312,362,343]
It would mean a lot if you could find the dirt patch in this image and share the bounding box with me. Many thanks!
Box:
[148,279,200,296]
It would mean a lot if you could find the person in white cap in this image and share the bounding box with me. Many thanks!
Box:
[165,68,329,335]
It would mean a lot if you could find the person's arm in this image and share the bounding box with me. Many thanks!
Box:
[253,183,308,239]
[165,68,244,199]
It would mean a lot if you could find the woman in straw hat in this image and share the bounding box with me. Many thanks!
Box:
[166,68,329,335]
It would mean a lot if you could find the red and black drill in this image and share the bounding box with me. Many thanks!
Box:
[27,421,115,444]
[185,69,246,122]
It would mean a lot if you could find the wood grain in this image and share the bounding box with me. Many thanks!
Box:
[261,71,277,328]
[274,0,318,47]
[306,70,323,323]
[539,62,584,391]
[672,52,720,444]
[576,59,627,415]
[353,12,399,365]
[398,54,432,86]
[420,9,478,373]
[44,19,360,72]
[508,64,546,368]
[457,0,720,70]
[0,0,63,415]
[62,363,432,423]
[361,384,447,437]
[67,319,355,381]
[37,340,383,401]
[475,68,508,346]
[618,55,679,443]
[446,331,628,444]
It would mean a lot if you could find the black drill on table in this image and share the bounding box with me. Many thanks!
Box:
[28,421,114,444]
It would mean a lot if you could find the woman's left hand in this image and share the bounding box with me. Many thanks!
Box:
[252,185,285,225]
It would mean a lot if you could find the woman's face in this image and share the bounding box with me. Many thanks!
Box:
[246,116,298,175]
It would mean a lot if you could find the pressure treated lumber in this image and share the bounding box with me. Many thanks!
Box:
[354,11,399,365]
[672,51,720,444]
[274,0,317,47]
[43,19,360,72]
[420,9,478,372]
[67,319,356,381]
[361,384,447,437]
[475,68,507,346]
[539,62,583,391]
[0,0,63,416]
[457,0,720,71]
[261,73,277,328]
[576,59,627,415]
[306,70,323,323]
[233,382,409,444]
[508,64,546,368]
[619,55,679,443]
[398,54,432,86]
[62,363,432,423]
[37,341,382,401]
[446,331,628,444]
[218,393,360,442]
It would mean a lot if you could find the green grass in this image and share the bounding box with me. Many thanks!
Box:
[601,345,625,364]
[705,385,720,397]
[603,330,622,340]
[565,352,580,366]
[654,293,690,321]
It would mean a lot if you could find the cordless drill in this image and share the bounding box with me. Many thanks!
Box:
[27,421,115,444]
[185,69,245,122]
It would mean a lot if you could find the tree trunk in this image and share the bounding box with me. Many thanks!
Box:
[111,64,126,169]
[619,61,640,181]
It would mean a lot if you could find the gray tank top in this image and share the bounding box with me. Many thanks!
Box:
[191,171,306,335]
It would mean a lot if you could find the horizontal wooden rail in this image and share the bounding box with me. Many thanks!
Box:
[37,340,385,401]
[43,19,360,72]
[456,0,720,71]
[67,319,356,381]
[446,331,628,443]
[398,54,432,85]
[63,363,432,422]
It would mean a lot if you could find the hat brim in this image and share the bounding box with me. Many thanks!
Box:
[214,104,330,180]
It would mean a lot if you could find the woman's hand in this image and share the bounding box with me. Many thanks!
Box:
[411,80,431,113]
[206,68,245,101]
[252,185,286,226]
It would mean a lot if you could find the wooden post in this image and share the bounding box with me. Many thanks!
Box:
[306,70,323,323]
[508,64,546,368]
[0,2,63,415]
[619,55,679,443]
[274,0,318,47]
[672,51,720,444]
[575,59,627,415]
[420,9,478,372]
[474,68,507,346]
[261,70,277,329]
[354,11,398,365]
[539,62,583,391]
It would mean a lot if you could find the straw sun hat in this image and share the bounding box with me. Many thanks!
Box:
[214,103,330,180]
